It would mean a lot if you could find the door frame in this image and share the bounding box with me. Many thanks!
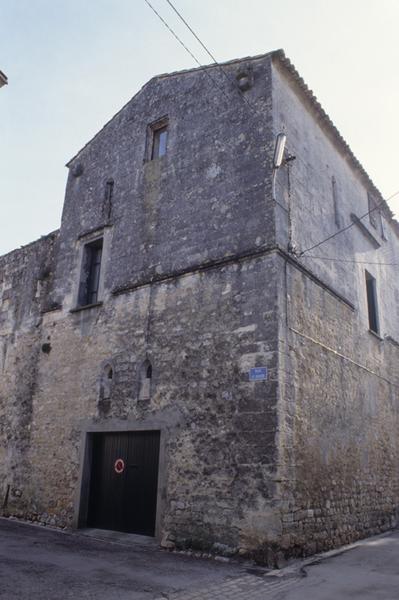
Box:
[74,420,166,541]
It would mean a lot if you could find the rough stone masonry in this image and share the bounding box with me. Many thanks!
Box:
[1,49,398,566]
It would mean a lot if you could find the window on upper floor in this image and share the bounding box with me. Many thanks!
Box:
[78,237,103,306]
[146,116,169,161]
[103,179,114,221]
[365,270,379,335]
[139,359,153,400]
[331,176,341,228]
[151,125,168,159]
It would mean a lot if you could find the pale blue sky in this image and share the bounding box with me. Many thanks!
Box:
[1,0,399,255]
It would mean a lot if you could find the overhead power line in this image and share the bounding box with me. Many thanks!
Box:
[302,255,398,267]
[146,0,399,259]
[164,0,266,116]
[144,0,201,68]
[154,0,263,115]
[299,189,399,257]
[165,0,219,64]
[143,0,230,103]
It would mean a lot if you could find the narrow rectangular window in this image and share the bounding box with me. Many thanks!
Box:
[103,179,114,220]
[331,176,341,228]
[365,270,379,334]
[151,125,168,159]
[105,180,114,203]
[78,238,103,306]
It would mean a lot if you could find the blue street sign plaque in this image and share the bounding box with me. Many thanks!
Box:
[249,367,268,381]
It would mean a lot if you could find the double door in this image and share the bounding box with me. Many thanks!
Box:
[88,431,160,536]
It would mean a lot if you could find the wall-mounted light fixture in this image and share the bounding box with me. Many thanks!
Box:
[273,133,287,169]
[272,132,287,202]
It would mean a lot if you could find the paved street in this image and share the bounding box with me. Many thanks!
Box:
[0,518,241,599]
[277,531,399,600]
[0,518,398,599]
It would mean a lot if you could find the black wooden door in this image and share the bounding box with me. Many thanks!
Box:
[87,431,160,536]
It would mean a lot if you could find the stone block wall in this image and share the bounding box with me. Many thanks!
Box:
[1,51,399,566]
[0,53,283,554]
[3,252,281,554]
[270,53,399,560]
[53,54,275,309]
[276,260,399,558]
[0,232,58,512]
[271,55,399,339]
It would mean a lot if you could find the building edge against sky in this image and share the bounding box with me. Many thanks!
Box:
[0,70,8,88]
[0,50,398,565]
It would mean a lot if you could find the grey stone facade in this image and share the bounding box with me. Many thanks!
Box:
[1,50,398,564]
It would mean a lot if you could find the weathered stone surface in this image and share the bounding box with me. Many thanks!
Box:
[1,50,399,565]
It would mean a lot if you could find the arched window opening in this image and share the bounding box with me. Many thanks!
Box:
[99,364,114,404]
[139,359,152,400]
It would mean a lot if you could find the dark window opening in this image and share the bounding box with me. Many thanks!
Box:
[151,125,168,159]
[104,180,114,219]
[78,238,103,307]
[105,180,114,202]
[365,271,379,334]
[139,359,152,400]
[98,363,113,410]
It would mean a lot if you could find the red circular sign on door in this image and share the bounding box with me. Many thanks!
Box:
[114,458,125,474]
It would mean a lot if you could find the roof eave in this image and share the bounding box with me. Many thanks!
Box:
[271,50,399,234]
[65,50,279,168]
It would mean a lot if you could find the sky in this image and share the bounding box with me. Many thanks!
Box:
[1,0,399,256]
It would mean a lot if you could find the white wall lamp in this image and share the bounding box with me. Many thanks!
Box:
[272,132,287,202]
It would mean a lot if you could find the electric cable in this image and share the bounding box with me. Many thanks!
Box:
[143,0,231,104]
[146,0,399,256]
[301,255,398,267]
[163,0,259,115]
[165,0,399,237]
[299,189,399,257]
[164,0,219,65]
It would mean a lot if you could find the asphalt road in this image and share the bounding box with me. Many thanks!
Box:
[0,518,246,599]
[279,530,399,600]
[1,518,399,599]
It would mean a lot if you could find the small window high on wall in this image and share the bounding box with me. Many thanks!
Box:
[139,359,152,400]
[78,238,103,306]
[103,179,114,221]
[331,176,341,228]
[151,125,168,159]
[147,116,169,161]
[365,271,379,334]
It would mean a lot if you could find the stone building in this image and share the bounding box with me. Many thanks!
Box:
[1,50,398,563]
